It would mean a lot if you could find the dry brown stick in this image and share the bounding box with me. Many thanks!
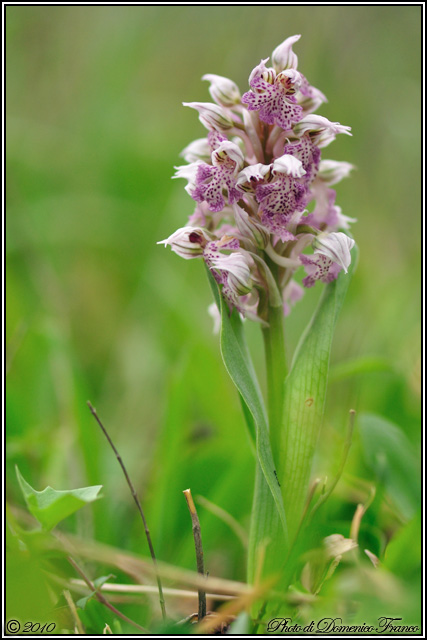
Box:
[87,401,166,621]
[67,556,148,633]
[183,488,206,621]
[69,579,235,601]
[63,589,85,634]
[48,528,249,596]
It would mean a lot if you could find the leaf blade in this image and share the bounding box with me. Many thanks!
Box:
[358,412,420,519]
[217,293,288,542]
[278,246,358,536]
[16,466,103,531]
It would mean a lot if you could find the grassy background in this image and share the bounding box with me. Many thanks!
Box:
[6,5,421,629]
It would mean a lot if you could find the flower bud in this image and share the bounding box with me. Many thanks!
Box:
[180,138,211,163]
[202,74,241,107]
[158,226,213,259]
[183,101,234,132]
[313,231,355,273]
[335,207,357,230]
[211,140,244,172]
[173,162,201,196]
[233,204,270,249]
[211,251,253,296]
[298,85,328,115]
[294,115,352,147]
[272,34,301,72]
[318,159,355,185]
[248,58,275,85]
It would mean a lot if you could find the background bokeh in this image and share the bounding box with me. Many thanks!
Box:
[6,4,421,626]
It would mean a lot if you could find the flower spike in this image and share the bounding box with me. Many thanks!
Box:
[161,34,354,320]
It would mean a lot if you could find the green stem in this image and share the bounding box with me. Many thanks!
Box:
[248,265,288,585]
[262,302,287,458]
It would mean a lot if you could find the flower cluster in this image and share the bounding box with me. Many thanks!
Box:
[159,35,355,324]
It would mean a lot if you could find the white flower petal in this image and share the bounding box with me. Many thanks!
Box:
[272,34,301,72]
[202,74,241,107]
[313,232,355,273]
[273,153,306,178]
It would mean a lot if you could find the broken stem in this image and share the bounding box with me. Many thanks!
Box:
[183,488,207,621]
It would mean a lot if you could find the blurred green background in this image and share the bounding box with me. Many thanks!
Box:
[6,4,421,626]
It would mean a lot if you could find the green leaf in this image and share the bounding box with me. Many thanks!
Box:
[219,298,287,539]
[76,593,95,610]
[206,270,287,542]
[93,574,115,589]
[383,509,421,577]
[278,245,358,537]
[75,598,115,634]
[329,355,392,382]
[76,574,116,609]
[238,392,256,447]
[228,611,251,634]
[220,299,288,539]
[358,413,420,519]
[16,466,102,531]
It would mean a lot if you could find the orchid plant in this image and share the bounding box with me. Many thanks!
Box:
[160,35,357,591]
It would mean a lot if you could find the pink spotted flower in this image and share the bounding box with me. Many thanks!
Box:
[242,59,303,130]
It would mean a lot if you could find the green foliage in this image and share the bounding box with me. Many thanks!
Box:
[76,599,118,636]
[329,355,393,382]
[208,272,287,542]
[278,246,357,537]
[76,575,115,609]
[16,466,103,531]
[228,611,251,634]
[384,509,421,578]
[6,543,56,626]
[358,413,421,519]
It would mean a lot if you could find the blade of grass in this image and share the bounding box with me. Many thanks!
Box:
[87,401,166,620]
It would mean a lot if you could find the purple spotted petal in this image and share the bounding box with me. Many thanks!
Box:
[191,159,240,213]
[256,177,307,219]
[283,134,321,183]
[243,85,303,129]
[242,69,304,130]
[208,130,228,150]
[300,253,341,287]
[260,211,297,242]
[298,73,327,102]
[192,165,223,211]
